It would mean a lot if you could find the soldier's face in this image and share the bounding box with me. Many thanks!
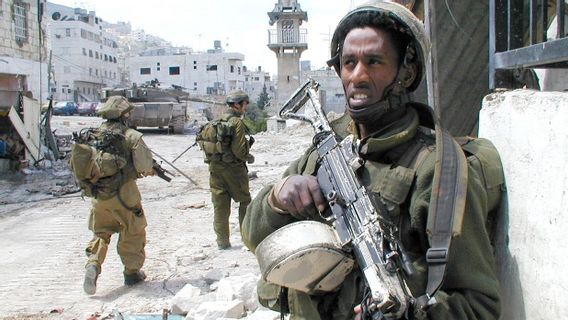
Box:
[340,27,399,109]
[235,100,249,115]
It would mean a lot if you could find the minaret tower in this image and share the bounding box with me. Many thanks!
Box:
[267,0,308,114]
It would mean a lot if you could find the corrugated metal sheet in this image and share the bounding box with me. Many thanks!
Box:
[411,0,490,136]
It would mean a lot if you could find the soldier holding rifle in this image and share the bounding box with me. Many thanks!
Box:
[242,2,505,319]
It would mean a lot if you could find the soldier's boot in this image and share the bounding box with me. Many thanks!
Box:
[217,238,231,250]
[124,270,146,286]
[83,264,99,295]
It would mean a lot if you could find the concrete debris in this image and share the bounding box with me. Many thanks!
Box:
[216,274,259,311]
[203,269,228,284]
[185,299,245,320]
[169,274,269,320]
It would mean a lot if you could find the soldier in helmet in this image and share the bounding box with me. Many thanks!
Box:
[242,2,503,319]
[201,89,254,249]
[82,95,155,295]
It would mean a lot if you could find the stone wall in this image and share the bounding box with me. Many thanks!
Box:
[479,89,568,319]
[0,0,46,62]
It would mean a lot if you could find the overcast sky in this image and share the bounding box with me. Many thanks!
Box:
[49,0,369,75]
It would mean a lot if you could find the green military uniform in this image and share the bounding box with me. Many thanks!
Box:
[241,104,504,319]
[207,108,252,248]
[85,120,154,280]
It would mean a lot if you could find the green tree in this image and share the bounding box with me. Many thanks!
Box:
[245,101,268,133]
[256,85,271,111]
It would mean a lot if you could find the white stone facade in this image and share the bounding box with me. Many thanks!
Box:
[300,67,345,114]
[480,90,568,319]
[128,50,246,97]
[46,3,119,103]
[243,67,275,104]
[0,0,48,105]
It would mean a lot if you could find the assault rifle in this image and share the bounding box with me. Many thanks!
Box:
[152,160,173,182]
[279,79,408,319]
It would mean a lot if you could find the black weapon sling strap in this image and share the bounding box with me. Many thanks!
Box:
[409,104,469,310]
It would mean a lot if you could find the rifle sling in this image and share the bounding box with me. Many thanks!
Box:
[418,125,468,308]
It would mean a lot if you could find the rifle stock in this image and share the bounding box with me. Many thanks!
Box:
[279,79,409,318]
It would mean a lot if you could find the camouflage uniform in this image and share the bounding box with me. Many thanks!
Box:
[207,106,253,248]
[84,96,154,294]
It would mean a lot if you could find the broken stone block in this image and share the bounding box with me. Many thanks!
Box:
[170,283,202,315]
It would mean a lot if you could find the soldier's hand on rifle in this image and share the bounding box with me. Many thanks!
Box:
[248,136,255,147]
[270,175,327,220]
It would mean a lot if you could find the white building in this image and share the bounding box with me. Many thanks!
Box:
[0,0,48,107]
[243,66,275,105]
[300,67,345,114]
[128,41,246,96]
[46,3,120,102]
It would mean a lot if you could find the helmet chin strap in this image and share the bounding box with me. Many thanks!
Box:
[346,72,410,126]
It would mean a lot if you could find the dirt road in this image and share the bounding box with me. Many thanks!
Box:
[0,115,312,319]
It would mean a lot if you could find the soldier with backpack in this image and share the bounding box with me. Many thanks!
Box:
[71,95,155,295]
[241,2,505,319]
[197,90,255,249]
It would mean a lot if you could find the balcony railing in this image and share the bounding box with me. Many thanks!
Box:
[490,0,568,88]
[268,28,308,46]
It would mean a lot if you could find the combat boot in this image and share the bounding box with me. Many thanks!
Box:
[217,239,231,250]
[124,270,146,286]
[83,264,99,295]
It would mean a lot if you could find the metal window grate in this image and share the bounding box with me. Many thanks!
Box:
[490,0,568,89]
[13,2,27,43]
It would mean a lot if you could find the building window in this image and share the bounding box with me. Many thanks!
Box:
[169,66,180,75]
[157,67,160,71]
[95,52,99,59]
[65,28,71,37]
[193,66,197,70]
[230,65,234,73]
[89,49,93,57]
[206,65,217,71]
[13,2,27,44]
[104,54,108,61]
[82,48,87,55]
[140,68,151,75]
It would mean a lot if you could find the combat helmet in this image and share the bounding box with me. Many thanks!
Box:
[226,90,250,105]
[97,95,135,119]
[327,1,430,92]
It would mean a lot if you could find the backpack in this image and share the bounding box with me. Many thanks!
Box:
[70,127,129,199]
[196,117,233,160]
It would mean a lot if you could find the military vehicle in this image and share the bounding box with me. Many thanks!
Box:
[101,84,189,134]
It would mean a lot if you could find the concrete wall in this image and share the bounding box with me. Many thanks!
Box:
[479,89,568,319]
